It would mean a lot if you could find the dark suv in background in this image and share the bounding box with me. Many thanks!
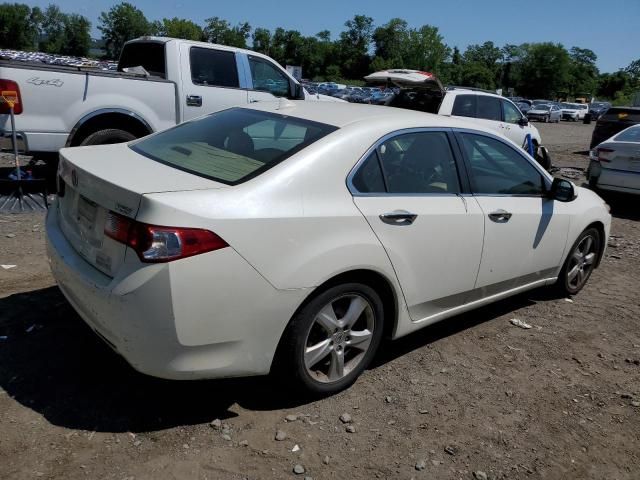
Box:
[589,101,612,120]
[590,107,640,148]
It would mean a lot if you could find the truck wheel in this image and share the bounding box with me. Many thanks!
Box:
[80,129,137,146]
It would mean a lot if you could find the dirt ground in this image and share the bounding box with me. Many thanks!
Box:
[1,121,639,480]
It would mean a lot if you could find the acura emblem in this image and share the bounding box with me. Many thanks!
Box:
[71,169,78,187]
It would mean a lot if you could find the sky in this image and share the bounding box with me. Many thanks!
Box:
[24,0,640,73]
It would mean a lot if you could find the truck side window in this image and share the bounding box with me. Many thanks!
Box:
[248,56,290,97]
[477,96,502,121]
[190,47,239,88]
[452,95,476,118]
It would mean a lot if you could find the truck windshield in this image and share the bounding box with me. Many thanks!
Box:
[130,108,338,185]
[118,42,166,78]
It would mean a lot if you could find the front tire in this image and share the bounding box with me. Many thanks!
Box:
[276,283,385,396]
[555,228,601,296]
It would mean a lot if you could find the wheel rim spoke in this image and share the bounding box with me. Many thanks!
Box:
[582,236,593,254]
[347,329,372,351]
[304,339,332,369]
[567,264,580,282]
[316,303,339,333]
[342,296,367,328]
[572,250,583,262]
[576,269,585,286]
[327,349,344,380]
[584,252,596,265]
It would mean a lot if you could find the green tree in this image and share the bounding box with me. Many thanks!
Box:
[0,3,41,50]
[568,46,599,95]
[252,27,272,55]
[403,25,450,75]
[372,18,409,67]
[61,13,91,56]
[203,17,250,48]
[462,41,503,88]
[516,43,570,98]
[597,71,632,99]
[338,14,373,78]
[153,17,202,41]
[98,2,152,58]
[38,4,65,53]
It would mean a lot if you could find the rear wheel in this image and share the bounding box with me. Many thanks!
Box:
[555,228,601,296]
[276,283,384,396]
[80,128,137,146]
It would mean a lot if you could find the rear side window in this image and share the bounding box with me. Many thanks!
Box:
[477,96,502,121]
[614,126,640,142]
[118,42,166,78]
[190,47,239,88]
[452,95,476,118]
[601,108,640,123]
[130,108,337,185]
[352,152,385,193]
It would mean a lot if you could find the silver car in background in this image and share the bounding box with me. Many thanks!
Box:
[527,104,562,123]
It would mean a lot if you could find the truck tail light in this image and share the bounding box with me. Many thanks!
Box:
[0,79,23,114]
[104,211,228,263]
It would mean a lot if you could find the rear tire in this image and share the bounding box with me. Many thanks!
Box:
[80,128,137,146]
[554,228,601,296]
[274,283,385,397]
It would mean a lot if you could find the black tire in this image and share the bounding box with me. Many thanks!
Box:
[275,282,385,396]
[80,128,137,146]
[544,115,549,123]
[588,175,598,189]
[534,144,552,170]
[555,227,601,296]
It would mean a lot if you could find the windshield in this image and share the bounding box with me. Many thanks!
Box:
[131,108,338,185]
[534,104,551,110]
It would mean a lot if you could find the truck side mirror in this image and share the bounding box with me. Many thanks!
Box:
[291,82,305,100]
[518,116,529,126]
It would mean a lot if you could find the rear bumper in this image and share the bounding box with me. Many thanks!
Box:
[45,202,309,380]
[588,160,640,193]
[0,130,26,153]
[0,128,67,154]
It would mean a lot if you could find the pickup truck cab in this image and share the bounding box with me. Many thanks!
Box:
[364,69,550,169]
[0,37,331,161]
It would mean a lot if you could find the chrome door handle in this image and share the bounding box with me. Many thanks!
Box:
[379,210,417,226]
[249,99,260,103]
[186,95,202,107]
[488,209,512,223]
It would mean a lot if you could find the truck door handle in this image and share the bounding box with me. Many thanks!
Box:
[379,210,417,226]
[488,209,512,223]
[186,95,202,107]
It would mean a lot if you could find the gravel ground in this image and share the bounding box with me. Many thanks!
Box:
[1,121,639,480]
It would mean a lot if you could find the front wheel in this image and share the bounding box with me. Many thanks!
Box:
[555,228,601,296]
[276,283,385,396]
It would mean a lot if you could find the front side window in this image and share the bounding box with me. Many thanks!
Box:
[459,133,544,195]
[248,56,290,97]
[131,108,337,185]
[376,131,461,194]
[476,96,502,121]
[502,100,522,124]
[190,47,239,88]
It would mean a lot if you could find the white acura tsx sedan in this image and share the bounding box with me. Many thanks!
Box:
[46,101,611,395]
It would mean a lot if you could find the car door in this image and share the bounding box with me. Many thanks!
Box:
[243,54,296,104]
[179,44,248,121]
[350,130,484,322]
[501,98,528,147]
[455,131,570,296]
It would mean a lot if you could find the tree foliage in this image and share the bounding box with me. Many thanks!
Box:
[152,17,202,41]
[0,3,41,50]
[98,2,152,58]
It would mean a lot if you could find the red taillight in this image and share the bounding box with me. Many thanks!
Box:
[104,211,228,263]
[596,147,614,162]
[0,79,23,114]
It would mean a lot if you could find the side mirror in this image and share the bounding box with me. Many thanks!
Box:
[549,177,576,202]
[518,116,529,126]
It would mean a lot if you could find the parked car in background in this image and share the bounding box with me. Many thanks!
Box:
[587,124,640,194]
[590,106,640,148]
[516,101,532,115]
[527,104,562,123]
[560,103,588,121]
[532,99,553,106]
[589,102,611,120]
[46,101,610,395]
[0,37,339,162]
[364,69,551,168]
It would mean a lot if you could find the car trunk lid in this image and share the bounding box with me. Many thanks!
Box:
[56,143,227,277]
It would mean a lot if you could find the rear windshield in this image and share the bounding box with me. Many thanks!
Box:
[118,42,166,78]
[130,108,338,185]
[601,108,640,122]
[614,126,640,142]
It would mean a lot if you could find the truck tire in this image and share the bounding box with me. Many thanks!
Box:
[80,129,137,146]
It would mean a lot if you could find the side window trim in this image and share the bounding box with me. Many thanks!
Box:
[347,127,467,197]
[451,128,552,197]
[247,55,292,97]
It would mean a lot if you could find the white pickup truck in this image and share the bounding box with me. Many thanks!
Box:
[0,37,332,162]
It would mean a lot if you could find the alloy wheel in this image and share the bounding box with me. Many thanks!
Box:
[566,234,597,290]
[303,294,375,383]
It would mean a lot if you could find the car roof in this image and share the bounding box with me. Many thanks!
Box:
[244,100,496,131]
